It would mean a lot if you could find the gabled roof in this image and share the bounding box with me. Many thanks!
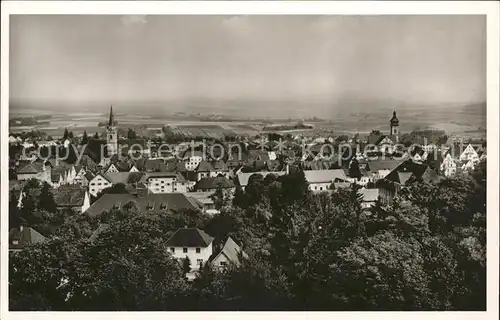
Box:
[84,193,201,218]
[195,177,235,190]
[166,228,214,248]
[248,150,270,161]
[9,227,46,250]
[209,236,248,266]
[114,160,134,172]
[197,160,215,172]
[84,172,95,181]
[304,169,348,184]
[368,134,382,145]
[374,135,397,146]
[236,171,287,187]
[382,160,439,186]
[18,162,44,174]
[144,159,168,172]
[366,160,402,172]
[100,172,146,184]
[212,160,229,171]
[182,150,205,159]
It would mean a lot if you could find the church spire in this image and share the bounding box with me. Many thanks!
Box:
[108,105,115,127]
[390,110,399,125]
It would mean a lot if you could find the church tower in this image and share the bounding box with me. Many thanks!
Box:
[106,105,118,157]
[390,110,400,141]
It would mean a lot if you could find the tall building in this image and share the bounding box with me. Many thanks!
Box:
[390,110,399,142]
[106,105,118,156]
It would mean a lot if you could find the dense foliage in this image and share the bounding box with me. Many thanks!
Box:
[9,161,487,310]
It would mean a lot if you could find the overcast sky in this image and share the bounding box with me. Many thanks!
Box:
[10,15,486,111]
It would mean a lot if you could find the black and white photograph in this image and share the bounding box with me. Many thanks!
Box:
[1,1,499,317]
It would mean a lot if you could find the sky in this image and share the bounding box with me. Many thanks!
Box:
[10,15,486,115]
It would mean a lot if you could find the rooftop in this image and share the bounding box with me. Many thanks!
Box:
[166,228,214,248]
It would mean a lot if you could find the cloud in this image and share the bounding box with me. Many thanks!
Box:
[121,15,148,26]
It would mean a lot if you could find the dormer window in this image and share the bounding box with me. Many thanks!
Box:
[146,203,154,210]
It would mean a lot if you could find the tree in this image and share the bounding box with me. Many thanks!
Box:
[210,186,227,210]
[68,131,74,139]
[232,186,247,208]
[9,193,21,229]
[127,128,137,140]
[335,134,349,142]
[63,128,69,140]
[182,257,191,274]
[81,131,89,145]
[8,158,487,311]
[39,182,57,213]
[348,159,362,180]
[93,132,100,139]
[122,200,140,215]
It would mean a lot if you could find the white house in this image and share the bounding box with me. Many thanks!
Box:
[144,172,191,194]
[166,228,214,272]
[359,188,380,209]
[460,144,480,162]
[440,153,457,177]
[17,162,51,183]
[304,169,349,192]
[88,173,113,197]
[184,151,204,171]
[105,164,119,174]
[210,237,248,269]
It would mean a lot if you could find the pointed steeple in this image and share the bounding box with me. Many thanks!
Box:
[390,110,399,126]
[108,105,115,127]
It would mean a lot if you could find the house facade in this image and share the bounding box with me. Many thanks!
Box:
[166,228,214,271]
[145,172,192,194]
[440,153,457,177]
[88,174,112,197]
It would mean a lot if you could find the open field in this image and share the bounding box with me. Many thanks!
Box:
[9,102,486,140]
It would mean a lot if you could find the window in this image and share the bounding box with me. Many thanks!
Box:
[220,261,227,267]
[170,247,175,253]
[197,259,204,266]
[196,248,201,253]
[12,240,19,245]
[183,248,188,253]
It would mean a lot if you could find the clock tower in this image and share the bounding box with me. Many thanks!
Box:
[390,110,400,142]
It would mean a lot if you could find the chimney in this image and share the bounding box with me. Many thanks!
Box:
[20,225,24,232]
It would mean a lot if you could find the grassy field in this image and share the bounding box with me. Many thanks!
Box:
[9,103,486,140]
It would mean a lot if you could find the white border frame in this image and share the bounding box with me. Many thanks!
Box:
[1,1,499,320]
